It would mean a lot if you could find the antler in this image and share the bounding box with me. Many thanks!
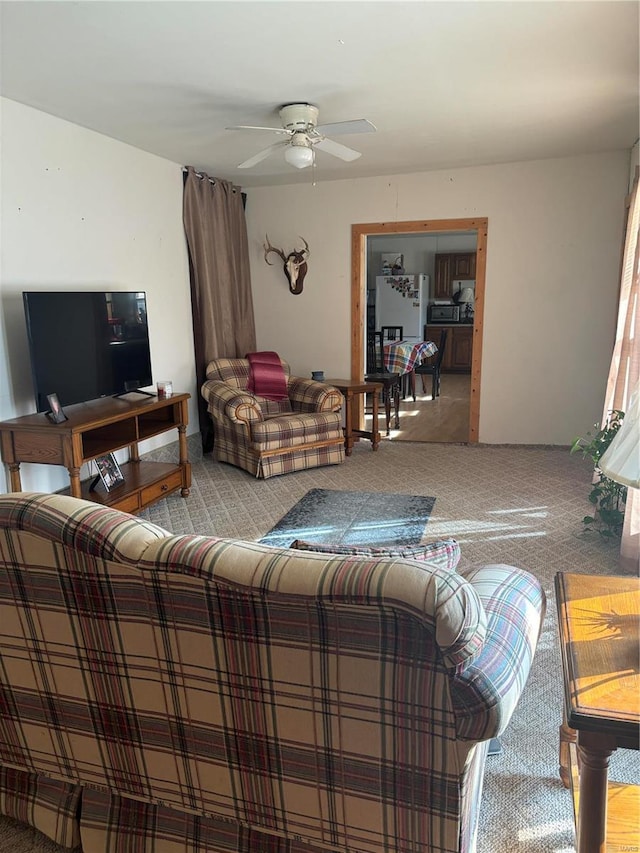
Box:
[263,235,286,265]
[298,237,310,258]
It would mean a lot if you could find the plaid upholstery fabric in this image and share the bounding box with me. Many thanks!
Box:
[0,766,81,848]
[206,357,289,388]
[451,564,546,741]
[201,358,345,479]
[81,787,327,853]
[0,493,545,853]
[289,537,461,572]
[252,412,342,448]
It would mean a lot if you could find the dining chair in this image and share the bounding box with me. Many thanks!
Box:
[380,325,403,342]
[381,326,413,397]
[365,331,401,434]
[415,328,448,400]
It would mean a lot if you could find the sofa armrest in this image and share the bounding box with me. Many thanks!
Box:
[201,380,263,424]
[449,564,546,742]
[287,377,343,413]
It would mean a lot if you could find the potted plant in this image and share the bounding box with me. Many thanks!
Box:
[570,409,627,538]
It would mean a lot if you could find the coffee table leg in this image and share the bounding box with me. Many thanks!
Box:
[559,715,576,789]
[576,730,615,853]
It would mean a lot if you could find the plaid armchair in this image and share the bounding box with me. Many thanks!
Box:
[201,357,345,478]
[0,492,546,853]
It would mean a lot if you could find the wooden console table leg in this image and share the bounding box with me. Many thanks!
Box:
[576,730,616,853]
[178,424,188,465]
[68,467,82,499]
[8,462,22,492]
[559,715,577,789]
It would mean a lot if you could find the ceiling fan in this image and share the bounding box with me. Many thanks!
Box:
[226,103,376,170]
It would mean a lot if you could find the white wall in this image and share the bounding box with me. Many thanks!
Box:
[245,151,629,445]
[0,98,196,493]
[0,96,630,491]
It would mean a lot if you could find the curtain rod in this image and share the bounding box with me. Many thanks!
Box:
[182,168,244,200]
[182,167,215,185]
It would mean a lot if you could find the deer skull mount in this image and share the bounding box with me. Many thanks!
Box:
[264,235,310,295]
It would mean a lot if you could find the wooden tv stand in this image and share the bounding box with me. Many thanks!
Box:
[0,392,191,515]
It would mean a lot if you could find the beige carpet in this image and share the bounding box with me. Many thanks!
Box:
[1,440,637,853]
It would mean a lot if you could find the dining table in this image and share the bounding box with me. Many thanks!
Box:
[383,339,438,400]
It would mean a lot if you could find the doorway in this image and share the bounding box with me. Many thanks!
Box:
[351,218,488,443]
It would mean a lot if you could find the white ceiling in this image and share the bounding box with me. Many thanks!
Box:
[1,1,638,189]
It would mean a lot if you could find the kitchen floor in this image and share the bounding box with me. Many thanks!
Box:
[365,373,471,443]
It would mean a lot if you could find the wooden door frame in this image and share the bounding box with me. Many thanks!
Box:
[351,217,488,442]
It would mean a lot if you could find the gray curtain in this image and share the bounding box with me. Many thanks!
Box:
[183,167,256,447]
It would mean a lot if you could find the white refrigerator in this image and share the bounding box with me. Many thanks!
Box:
[375,274,430,340]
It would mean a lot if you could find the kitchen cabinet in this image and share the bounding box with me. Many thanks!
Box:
[433,252,476,298]
[434,255,451,298]
[452,253,476,278]
[424,324,473,373]
[449,326,473,371]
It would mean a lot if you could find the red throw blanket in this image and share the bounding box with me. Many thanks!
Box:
[246,351,288,401]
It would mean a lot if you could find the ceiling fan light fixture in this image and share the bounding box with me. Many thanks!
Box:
[284,143,314,169]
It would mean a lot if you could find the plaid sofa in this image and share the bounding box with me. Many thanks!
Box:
[201,358,345,478]
[0,492,545,853]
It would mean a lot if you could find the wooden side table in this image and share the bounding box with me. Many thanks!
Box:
[555,572,639,853]
[323,379,382,456]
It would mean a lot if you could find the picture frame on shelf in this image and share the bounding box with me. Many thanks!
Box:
[94,453,124,492]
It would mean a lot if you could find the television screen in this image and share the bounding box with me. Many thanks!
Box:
[23,291,153,412]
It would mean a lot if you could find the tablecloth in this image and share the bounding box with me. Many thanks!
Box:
[383,340,438,375]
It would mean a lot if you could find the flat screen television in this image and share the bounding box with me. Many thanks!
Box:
[23,291,153,412]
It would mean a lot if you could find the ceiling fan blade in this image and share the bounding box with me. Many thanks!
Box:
[227,125,291,135]
[314,137,362,162]
[314,119,376,136]
[237,142,283,169]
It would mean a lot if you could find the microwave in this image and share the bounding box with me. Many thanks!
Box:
[428,304,460,323]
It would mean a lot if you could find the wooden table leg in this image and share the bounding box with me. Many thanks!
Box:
[343,391,354,456]
[382,387,391,435]
[178,424,191,496]
[393,381,400,429]
[8,462,22,492]
[559,714,577,789]
[68,466,82,499]
[576,729,616,853]
[370,389,380,451]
